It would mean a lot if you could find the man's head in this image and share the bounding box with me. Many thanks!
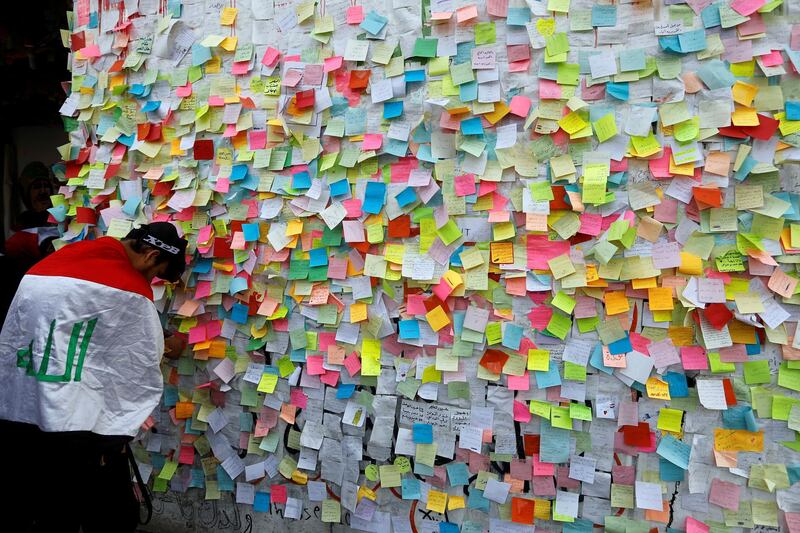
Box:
[19,162,53,213]
[122,222,188,283]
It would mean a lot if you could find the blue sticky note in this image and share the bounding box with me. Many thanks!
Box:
[608,335,632,354]
[141,100,161,112]
[292,171,311,190]
[336,384,356,399]
[678,29,707,53]
[723,406,758,432]
[656,434,691,469]
[440,523,459,533]
[329,178,350,197]
[619,49,646,72]
[606,82,629,101]
[191,44,212,66]
[399,319,420,339]
[308,248,328,267]
[467,489,490,511]
[360,11,388,35]
[229,277,249,295]
[734,155,757,181]
[401,477,420,499]
[231,164,248,181]
[254,492,271,512]
[413,461,434,477]
[461,117,484,135]
[788,465,800,486]
[163,386,179,407]
[787,101,800,121]
[242,223,260,242]
[502,323,523,351]
[416,144,435,163]
[591,5,617,27]
[507,7,531,26]
[696,59,735,89]
[663,371,688,398]
[535,366,562,388]
[385,139,409,157]
[658,35,681,53]
[193,259,212,274]
[413,423,433,444]
[190,468,205,488]
[216,466,234,491]
[701,3,721,28]
[363,181,387,214]
[405,70,425,82]
[459,81,478,102]
[122,198,140,217]
[231,303,249,324]
[446,463,470,486]
[384,101,403,119]
[395,187,417,207]
[659,457,685,482]
[745,342,760,355]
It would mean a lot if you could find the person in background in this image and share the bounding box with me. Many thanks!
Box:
[0,222,188,533]
[1,162,59,326]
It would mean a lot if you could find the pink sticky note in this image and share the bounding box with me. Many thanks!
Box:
[362,134,383,150]
[282,69,303,87]
[261,47,281,67]
[708,478,741,510]
[456,5,478,22]
[792,25,800,51]
[729,0,765,16]
[319,370,340,386]
[206,320,222,339]
[346,5,364,23]
[188,324,207,344]
[509,96,531,117]
[80,44,101,58]
[454,174,477,196]
[507,372,529,391]
[612,464,636,485]
[270,484,288,504]
[681,346,708,370]
[406,294,427,315]
[290,388,308,408]
[176,83,192,97]
[578,213,602,236]
[760,50,783,67]
[532,454,555,476]
[306,355,325,375]
[539,79,561,99]
[513,400,531,422]
[343,352,361,376]
[686,517,710,533]
[323,56,343,72]
[508,59,530,73]
[215,177,231,194]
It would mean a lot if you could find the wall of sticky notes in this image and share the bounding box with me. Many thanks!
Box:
[60,0,800,530]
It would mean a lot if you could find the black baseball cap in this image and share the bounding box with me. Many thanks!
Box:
[126,222,188,282]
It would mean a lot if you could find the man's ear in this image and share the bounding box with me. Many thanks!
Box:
[144,248,162,265]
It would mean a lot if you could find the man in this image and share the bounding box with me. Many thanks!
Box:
[0,222,188,533]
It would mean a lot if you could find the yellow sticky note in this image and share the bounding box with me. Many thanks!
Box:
[427,490,447,514]
[426,306,451,332]
[257,373,278,393]
[647,378,672,401]
[558,112,588,135]
[593,113,618,143]
[528,349,550,371]
[447,495,465,510]
[220,7,238,25]
[350,302,368,322]
[678,252,702,275]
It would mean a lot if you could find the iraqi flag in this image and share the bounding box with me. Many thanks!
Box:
[0,237,164,437]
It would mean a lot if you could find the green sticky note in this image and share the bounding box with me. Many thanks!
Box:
[569,402,592,420]
[474,22,496,45]
[551,291,576,314]
[556,63,580,85]
[708,352,735,373]
[550,406,572,429]
[563,361,587,382]
[436,219,463,245]
[413,38,438,58]
[545,33,569,56]
[530,400,551,418]
[486,322,502,345]
[546,311,572,340]
[530,181,554,201]
[450,62,475,85]
[743,360,771,385]
[593,113,618,143]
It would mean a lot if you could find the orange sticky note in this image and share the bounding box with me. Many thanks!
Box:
[648,287,674,311]
[220,7,238,25]
[604,291,630,315]
[175,401,194,419]
[714,429,764,452]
